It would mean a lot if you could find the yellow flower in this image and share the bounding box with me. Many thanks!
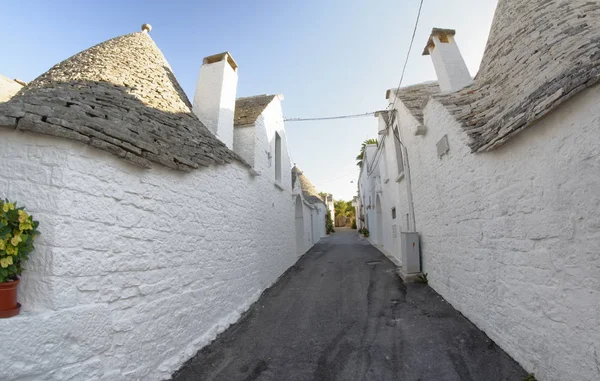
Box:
[19,221,33,231]
[2,203,15,213]
[5,245,18,256]
[18,210,29,223]
[10,234,22,246]
[0,256,13,268]
[0,239,5,250]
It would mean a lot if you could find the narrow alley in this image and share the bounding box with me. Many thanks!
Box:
[171,228,527,381]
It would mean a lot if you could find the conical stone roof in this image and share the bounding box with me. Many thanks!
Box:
[433,0,600,152]
[292,166,325,205]
[0,30,244,171]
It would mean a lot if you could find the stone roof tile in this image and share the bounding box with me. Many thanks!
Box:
[390,81,440,124]
[234,95,277,127]
[292,166,325,205]
[0,30,247,171]
[435,0,600,152]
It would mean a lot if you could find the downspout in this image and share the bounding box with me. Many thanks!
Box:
[391,109,417,232]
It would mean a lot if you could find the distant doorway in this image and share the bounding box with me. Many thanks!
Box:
[295,196,304,255]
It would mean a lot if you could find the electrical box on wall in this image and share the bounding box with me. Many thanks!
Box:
[400,232,421,274]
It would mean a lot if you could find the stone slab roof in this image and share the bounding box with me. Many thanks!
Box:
[389,81,440,125]
[0,75,24,103]
[234,95,277,127]
[434,0,600,152]
[0,30,246,171]
[292,166,325,205]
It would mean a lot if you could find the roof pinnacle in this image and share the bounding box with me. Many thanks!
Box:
[141,24,152,33]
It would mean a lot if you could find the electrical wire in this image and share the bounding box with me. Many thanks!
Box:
[366,0,425,175]
[283,111,377,123]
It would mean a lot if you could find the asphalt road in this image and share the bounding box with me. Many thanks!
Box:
[171,228,527,381]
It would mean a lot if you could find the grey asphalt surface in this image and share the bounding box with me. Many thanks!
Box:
[171,228,527,381]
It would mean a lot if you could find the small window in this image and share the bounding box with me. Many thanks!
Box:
[391,207,396,219]
[275,132,282,181]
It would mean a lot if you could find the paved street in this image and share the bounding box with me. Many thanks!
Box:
[171,228,527,381]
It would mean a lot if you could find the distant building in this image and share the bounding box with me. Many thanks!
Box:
[292,166,327,254]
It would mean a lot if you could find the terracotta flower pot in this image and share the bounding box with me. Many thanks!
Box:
[0,279,21,318]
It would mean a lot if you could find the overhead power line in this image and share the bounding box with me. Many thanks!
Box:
[367,0,425,176]
[284,111,377,123]
[389,0,425,116]
[284,0,424,126]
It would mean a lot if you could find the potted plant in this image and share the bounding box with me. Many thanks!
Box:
[0,200,39,318]
[362,228,370,238]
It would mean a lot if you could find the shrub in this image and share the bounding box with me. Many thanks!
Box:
[0,200,40,283]
[326,211,335,234]
[351,219,357,229]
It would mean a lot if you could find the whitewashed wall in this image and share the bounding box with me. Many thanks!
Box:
[291,177,325,254]
[395,84,600,381]
[0,119,296,380]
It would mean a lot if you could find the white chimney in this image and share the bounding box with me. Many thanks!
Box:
[192,52,238,149]
[423,28,472,92]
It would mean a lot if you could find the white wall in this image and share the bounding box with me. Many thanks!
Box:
[192,56,237,149]
[398,84,600,381]
[0,75,23,102]
[0,122,296,380]
[233,125,255,166]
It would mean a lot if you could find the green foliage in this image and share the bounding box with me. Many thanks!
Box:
[522,374,537,381]
[0,200,40,283]
[356,138,378,168]
[334,200,356,219]
[360,228,369,237]
[417,273,428,284]
[326,211,335,234]
[351,219,357,229]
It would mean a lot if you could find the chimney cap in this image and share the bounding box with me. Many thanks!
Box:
[141,24,152,33]
[202,52,238,72]
[422,28,456,56]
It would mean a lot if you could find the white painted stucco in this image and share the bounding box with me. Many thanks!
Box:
[427,35,472,92]
[361,83,600,381]
[292,179,326,255]
[0,75,23,103]
[192,54,238,149]
[0,95,297,380]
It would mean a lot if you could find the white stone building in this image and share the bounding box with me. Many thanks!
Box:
[292,166,327,254]
[0,26,319,380]
[358,1,600,380]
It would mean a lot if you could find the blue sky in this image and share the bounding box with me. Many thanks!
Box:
[1,0,498,200]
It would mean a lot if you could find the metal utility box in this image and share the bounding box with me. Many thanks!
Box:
[400,232,421,274]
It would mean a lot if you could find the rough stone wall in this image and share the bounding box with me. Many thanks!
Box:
[0,127,296,381]
[404,84,600,381]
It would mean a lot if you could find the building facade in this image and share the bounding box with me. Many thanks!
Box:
[292,166,327,254]
[0,27,320,381]
[357,1,600,380]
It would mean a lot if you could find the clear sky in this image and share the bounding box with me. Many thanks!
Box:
[0,0,498,201]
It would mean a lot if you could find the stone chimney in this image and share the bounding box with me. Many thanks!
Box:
[422,28,472,92]
[192,52,238,149]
